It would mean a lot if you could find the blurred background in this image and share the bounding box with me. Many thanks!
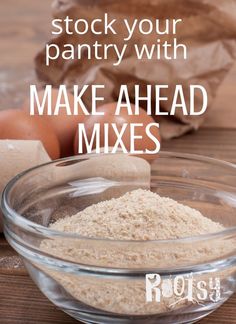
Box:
[0,0,235,128]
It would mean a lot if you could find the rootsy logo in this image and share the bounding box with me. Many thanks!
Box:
[146,273,221,307]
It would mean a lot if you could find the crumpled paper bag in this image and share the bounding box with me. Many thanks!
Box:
[35,0,236,139]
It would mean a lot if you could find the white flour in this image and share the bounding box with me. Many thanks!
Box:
[40,189,230,315]
[49,189,224,240]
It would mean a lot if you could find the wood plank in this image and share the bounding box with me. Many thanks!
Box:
[162,128,236,163]
[0,273,76,324]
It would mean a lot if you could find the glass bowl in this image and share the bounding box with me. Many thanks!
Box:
[1,152,236,324]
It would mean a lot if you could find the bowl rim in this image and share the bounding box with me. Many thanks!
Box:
[1,151,236,244]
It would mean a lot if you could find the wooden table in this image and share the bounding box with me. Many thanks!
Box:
[0,127,236,324]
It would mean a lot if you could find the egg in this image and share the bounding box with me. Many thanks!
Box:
[74,102,161,156]
[0,109,60,159]
[24,88,86,157]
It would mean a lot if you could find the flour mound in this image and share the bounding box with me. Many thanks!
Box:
[50,189,223,240]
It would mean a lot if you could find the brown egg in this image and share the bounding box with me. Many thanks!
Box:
[24,88,86,157]
[74,102,161,156]
[0,109,60,160]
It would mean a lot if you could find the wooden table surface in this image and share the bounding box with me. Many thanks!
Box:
[0,127,235,324]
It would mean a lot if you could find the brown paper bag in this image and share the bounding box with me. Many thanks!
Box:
[35,0,236,139]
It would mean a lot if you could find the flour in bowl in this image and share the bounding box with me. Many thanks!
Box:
[40,189,231,315]
[49,189,224,240]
